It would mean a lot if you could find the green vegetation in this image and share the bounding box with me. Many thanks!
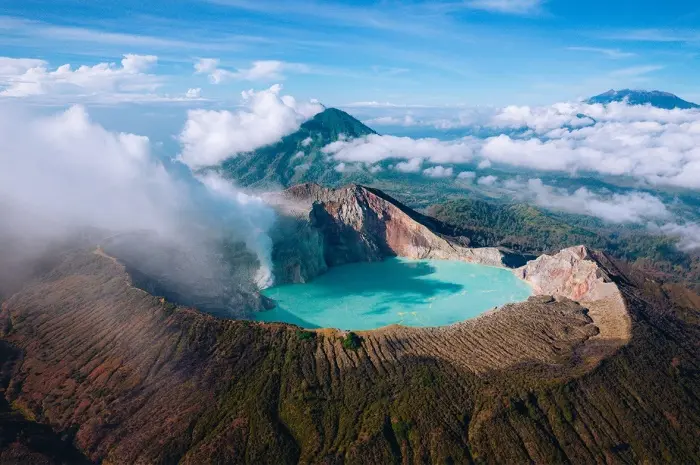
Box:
[340,331,362,350]
[429,198,700,292]
[429,199,604,253]
[295,329,315,341]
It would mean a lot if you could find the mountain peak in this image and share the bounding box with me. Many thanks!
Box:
[302,107,377,139]
[220,108,377,188]
[587,89,699,109]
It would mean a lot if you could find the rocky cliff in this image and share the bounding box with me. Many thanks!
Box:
[515,246,631,360]
[268,183,521,284]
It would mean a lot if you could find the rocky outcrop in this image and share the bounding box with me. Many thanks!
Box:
[269,215,328,284]
[515,245,617,301]
[515,245,631,356]
[267,183,519,283]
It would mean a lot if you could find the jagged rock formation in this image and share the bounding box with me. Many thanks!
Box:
[0,245,698,463]
[515,245,631,362]
[269,183,522,284]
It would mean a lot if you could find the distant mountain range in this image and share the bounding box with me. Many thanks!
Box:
[217,89,700,204]
[587,89,700,109]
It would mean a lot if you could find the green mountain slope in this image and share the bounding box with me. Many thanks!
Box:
[220,108,377,188]
[428,198,605,253]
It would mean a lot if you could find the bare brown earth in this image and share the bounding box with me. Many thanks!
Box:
[0,242,698,463]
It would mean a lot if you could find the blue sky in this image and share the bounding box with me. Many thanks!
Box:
[2,0,700,106]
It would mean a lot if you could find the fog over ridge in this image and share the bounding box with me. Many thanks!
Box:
[0,102,278,306]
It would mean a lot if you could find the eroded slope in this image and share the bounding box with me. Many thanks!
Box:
[0,246,698,463]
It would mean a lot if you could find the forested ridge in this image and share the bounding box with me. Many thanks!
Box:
[429,198,700,293]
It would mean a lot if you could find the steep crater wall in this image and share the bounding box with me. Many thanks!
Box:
[268,183,526,285]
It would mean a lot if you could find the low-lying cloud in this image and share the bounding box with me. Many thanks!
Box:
[179,84,323,169]
[328,101,700,189]
[0,102,278,303]
[323,133,478,166]
[504,178,671,224]
[423,165,453,178]
[653,223,700,251]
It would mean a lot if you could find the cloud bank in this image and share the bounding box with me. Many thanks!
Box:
[194,58,309,83]
[0,103,278,302]
[328,101,700,189]
[505,178,671,224]
[654,223,700,251]
[0,54,163,101]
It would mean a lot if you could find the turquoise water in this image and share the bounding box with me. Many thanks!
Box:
[255,258,532,330]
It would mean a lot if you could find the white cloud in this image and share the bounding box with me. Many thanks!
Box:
[465,0,543,15]
[366,115,417,126]
[179,84,323,168]
[395,158,423,173]
[194,58,219,74]
[326,99,700,190]
[0,57,46,75]
[323,134,478,165]
[0,104,168,232]
[508,179,671,223]
[121,54,158,73]
[480,108,700,189]
[0,54,166,102]
[186,88,202,99]
[423,165,453,178]
[0,103,278,290]
[194,58,308,83]
[490,103,595,133]
[566,46,636,59]
[477,175,498,186]
[301,136,313,147]
[655,223,700,251]
[295,162,311,173]
[457,171,476,182]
